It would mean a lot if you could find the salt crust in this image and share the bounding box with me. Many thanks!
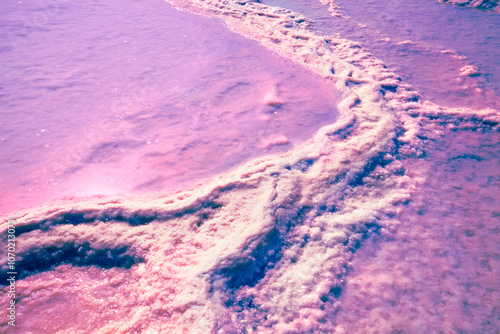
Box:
[437,0,500,13]
[1,0,498,333]
[323,0,500,13]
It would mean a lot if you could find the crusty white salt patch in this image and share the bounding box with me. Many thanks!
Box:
[397,40,415,45]
[460,65,480,76]
[258,114,272,121]
[1,0,499,333]
[441,49,457,54]
[258,134,290,148]
[320,0,349,18]
[263,87,283,106]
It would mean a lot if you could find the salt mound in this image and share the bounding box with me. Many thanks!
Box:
[460,65,480,76]
[263,88,284,106]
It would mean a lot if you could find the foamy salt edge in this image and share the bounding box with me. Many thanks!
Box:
[1,0,499,333]
[437,0,500,13]
[322,0,500,15]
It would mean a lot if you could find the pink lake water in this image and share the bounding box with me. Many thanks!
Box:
[0,0,339,215]
[0,0,499,333]
[264,0,500,109]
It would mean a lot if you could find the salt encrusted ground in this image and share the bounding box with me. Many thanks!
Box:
[325,0,500,14]
[1,0,499,333]
[437,0,500,13]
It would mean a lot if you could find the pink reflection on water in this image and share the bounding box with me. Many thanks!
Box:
[0,0,339,215]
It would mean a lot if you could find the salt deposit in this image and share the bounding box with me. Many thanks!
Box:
[0,0,498,333]
[437,0,500,12]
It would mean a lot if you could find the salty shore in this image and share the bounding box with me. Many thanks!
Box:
[1,0,498,332]
[437,0,500,13]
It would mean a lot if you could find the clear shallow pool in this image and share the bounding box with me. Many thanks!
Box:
[264,0,500,109]
[0,0,339,215]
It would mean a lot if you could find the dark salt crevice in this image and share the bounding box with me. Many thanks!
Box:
[8,200,224,238]
[11,211,97,237]
[321,285,342,302]
[348,221,382,250]
[172,201,223,219]
[380,84,399,93]
[212,204,312,294]
[317,204,337,216]
[329,119,357,140]
[284,158,316,172]
[347,151,394,187]
[211,140,394,324]
[0,242,142,285]
[319,221,382,304]
[101,201,222,226]
[347,131,404,187]
[217,226,283,290]
[407,94,420,102]
[450,153,484,161]
[102,211,162,226]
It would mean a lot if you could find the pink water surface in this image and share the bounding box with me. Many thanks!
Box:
[0,0,339,215]
[264,0,500,109]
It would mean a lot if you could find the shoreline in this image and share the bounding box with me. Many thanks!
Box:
[438,0,500,13]
[1,0,498,332]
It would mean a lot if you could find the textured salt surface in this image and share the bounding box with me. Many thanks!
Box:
[336,129,500,333]
[0,0,338,215]
[1,0,499,333]
[266,0,500,109]
[437,0,500,12]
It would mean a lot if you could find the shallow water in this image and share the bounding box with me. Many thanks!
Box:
[1,0,498,333]
[0,0,339,215]
[264,0,500,109]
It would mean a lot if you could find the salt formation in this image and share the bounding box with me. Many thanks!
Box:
[1,0,498,333]
[263,87,284,106]
[258,134,290,148]
[460,65,480,76]
[437,0,500,12]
